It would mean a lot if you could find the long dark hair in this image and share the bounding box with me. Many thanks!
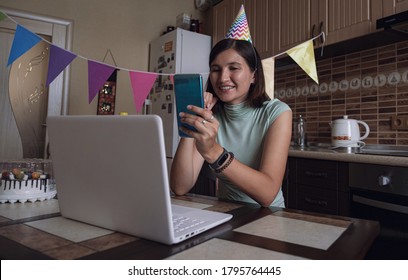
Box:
[206,39,270,110]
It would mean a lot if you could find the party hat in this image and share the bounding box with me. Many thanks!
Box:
[226,5,252,43]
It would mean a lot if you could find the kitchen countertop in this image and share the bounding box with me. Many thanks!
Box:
[289,146,408,167]
[0,195,379,260]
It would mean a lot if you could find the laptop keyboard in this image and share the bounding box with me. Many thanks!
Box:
[173,215,206,233]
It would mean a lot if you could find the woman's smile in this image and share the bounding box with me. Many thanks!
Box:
[218,84,235,92]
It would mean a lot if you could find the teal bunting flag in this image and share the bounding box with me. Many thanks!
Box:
[7,25,42,66]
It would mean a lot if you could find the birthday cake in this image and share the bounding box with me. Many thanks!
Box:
[0,159,57,204]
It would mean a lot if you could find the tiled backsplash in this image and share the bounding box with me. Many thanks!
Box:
[275,40,408,146]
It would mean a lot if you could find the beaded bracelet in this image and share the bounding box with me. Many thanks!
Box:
[214,152,234,173]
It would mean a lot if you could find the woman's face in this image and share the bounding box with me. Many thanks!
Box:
[209,48,255,105]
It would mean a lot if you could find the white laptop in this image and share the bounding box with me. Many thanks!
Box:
[47,115,232,245]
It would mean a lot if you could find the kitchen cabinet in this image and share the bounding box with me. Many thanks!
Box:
[317,0,384,46]
[212,0,395,58]
[212,0,280,58]
[382,0,408,16]
[212,0,245,45]
[189,165,217,197]
[212,0,314,54]
[281,0,384,49]
[245,0,280,59]
[279,0,318,52]
[286,157,350,216]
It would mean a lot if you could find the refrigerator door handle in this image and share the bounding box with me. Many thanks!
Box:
[144,99,152,115]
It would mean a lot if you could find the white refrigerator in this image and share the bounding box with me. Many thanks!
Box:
[147,28,211,172]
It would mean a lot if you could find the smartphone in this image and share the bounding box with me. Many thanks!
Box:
[174,74,204,138]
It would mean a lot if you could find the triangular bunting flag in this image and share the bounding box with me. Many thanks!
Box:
[0,10,7,22]
[261,57,275,99]
[129,71,158,113]
[7,25,42,66]
[46,44,77,86]
[286,39,319,84]
[87,60,116,103]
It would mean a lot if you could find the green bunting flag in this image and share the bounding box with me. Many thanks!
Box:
[0,10,7,22]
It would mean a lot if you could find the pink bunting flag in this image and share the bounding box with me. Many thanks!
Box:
[88,60,116,103]
[46,45,77,86]
[129,71,158,113]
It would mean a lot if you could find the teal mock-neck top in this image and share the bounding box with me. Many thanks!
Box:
[214,99,291,207]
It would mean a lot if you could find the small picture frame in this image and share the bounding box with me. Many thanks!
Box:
[97,70,117,115]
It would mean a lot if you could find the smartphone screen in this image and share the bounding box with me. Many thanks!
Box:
[174,74,204,138]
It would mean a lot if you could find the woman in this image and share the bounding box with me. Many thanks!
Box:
[170,38,292,207]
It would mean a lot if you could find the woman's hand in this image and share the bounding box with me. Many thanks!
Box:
[170,92,218,194]
[179,92,223,162]
[204,91,218,111]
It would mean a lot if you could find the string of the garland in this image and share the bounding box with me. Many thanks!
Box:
[1,10,325,76]
[271,32,326,59]
[1,11,173,75]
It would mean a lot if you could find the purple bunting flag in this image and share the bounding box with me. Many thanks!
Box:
[129,71,158,113]
[46,45,77,86]
[7,25,42,66]
[87,60,116,103]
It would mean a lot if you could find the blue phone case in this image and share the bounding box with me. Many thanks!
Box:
[174,74,204,138]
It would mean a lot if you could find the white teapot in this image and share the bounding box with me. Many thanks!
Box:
[330,116,370,148]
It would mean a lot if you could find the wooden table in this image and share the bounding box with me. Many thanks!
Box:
[0,195,379,260]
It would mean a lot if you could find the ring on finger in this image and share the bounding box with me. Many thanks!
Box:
[206,115,214,122]
[201,119,207,125]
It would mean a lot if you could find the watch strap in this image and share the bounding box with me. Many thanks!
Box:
[214,152,234,173]
[208,148,229,170]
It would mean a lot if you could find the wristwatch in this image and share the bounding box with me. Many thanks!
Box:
[208,148,229,170]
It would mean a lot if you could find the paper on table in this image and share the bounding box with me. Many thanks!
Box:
[234,215,347,250]
[25,216,113,243]
[171,198,212,209]
[0,199,60,220]
[166,238,307,260]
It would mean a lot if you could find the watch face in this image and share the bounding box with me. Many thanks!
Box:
[217,152,229,166]
[209,149,229,169]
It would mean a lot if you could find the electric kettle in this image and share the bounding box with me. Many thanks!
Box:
[330,116,370,148]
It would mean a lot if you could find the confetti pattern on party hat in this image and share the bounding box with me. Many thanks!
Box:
[226,5,252,43]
